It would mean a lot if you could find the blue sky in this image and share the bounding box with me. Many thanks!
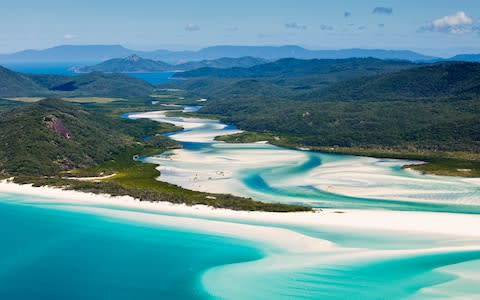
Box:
[1,0,479,56]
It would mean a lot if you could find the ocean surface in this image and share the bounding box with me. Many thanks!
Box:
[0,194,262,299]
[1,105,480,299]
[3,63,175,84]
[1,191,479,299]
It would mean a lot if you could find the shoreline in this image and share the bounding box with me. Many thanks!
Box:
[1,179,480,240]
[2,178,480,299]
[130,109,480,214]
[3,179,480,299]
[214,131,480,178]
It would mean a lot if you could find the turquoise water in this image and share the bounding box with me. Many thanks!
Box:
[204,249,480,299]
[0,195,262,300]
[2,193,479,299]
[135,108,480,214]
[1,106,480,299]
[127,108,480,298]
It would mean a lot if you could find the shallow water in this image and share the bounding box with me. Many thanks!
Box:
[130,109,480,214]
[0,194,262,300]
[128,108,480,298]
[1,107,480,299]
[2,192,479,299]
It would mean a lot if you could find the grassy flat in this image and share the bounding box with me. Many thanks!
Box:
[62,97,125,103]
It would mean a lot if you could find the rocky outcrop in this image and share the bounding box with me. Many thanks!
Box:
[44,115,72,139]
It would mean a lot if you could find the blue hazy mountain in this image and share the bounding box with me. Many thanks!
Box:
[449,54,480,62]
[73,55,268,73]
[185,45,437,61]
[0,44,439,63]
[0,45,133,63]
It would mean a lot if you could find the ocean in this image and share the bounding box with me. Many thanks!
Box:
[3,63,175,84]
[0,194,262,299]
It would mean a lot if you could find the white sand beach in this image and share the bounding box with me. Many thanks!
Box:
[2,109,479,299]
[1,180,479,242]
[1,178,480,299]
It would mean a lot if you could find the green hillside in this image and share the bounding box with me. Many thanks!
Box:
[309,62,480,101]
[176,56,267,70]
[76,54,172,72]
[0,99,161,175]
[171,60,480,176]
[75,55,268,73]
[174,57,418,90]
[0,98,309,211]
[30,72,155,97]
[0,65,155,97]
[0,66,49,96]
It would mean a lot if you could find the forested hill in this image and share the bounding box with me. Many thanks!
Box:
[175,57,417,80]
[0,65,155,97]
[309,61,480,101]
[74,55,267,73]
[76,54,172,72]
[176,56,267,71]
[173,60,480,103]
[29,72,154,97]
[0,98,309,212]
[0,99,160,175]
[172,58,419,94]
[0,66,47,96]
[173,60,480,154]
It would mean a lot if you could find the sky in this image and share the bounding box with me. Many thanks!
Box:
[1,0,480,56]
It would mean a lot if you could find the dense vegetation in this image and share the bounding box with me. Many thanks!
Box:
[76,54,172,72]
[170,59,480,176]
[0,66,47,96]
[309,62,480,101]
[76,55,267,73]
[204,98,480,152]
[0,98,310,212]
[0,99,172,175]
[175,57,418,91]
[0,66,155,97]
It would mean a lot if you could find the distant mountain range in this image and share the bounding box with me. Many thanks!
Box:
[73,55,267,73]
[175,57,417,79]
[449,54,480,62]
[0,44,458,63]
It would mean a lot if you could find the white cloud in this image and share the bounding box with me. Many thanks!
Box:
[421,11,474,34]
[185,23,200,32]
[63,33,75,39]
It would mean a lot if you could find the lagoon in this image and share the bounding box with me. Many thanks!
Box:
[131,108,480,214]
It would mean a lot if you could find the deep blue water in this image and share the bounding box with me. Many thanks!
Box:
[128,72,177,84]
[3,63,175,84]
[2,63,83,75]
[0,195,262,300]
